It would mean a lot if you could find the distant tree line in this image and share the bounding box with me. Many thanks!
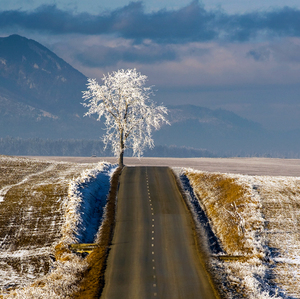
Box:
[221,150,300,159]
[1,137,298,158]
[0,137,216,158]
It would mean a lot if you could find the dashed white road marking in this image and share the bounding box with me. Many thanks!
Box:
[146,169,158,298]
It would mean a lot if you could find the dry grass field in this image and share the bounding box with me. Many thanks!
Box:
[2,155,300,298]
[183,169,300,299]
[0,155,115,298]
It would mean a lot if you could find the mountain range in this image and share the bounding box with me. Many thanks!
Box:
[0,34,299,157]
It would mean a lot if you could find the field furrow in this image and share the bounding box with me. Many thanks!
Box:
[0,156,106,295]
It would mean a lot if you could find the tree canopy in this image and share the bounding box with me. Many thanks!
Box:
[82,68,169,166]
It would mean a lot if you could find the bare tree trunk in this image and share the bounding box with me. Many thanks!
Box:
[119,129,125,168]
[118,150,124,168]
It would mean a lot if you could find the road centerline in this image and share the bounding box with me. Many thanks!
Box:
[101,166,218,299]
[147,168,158,299]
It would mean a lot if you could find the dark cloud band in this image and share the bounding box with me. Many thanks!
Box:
[1,1,300,42]
[76,43,178,67]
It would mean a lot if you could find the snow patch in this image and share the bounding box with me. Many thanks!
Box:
[61,162,117,245]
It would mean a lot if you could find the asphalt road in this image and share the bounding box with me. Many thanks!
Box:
[101,166,218,299]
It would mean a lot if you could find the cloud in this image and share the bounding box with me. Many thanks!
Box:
[2,1,300,43]
[218,6,300,42]
[247,48,272,61]
[76,42,178,67]
[50,34,300,90]
[0,1,217,42]
[247,39,300,63]
[50,35,210,68]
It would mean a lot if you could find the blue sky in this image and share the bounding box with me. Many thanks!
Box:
[1,0,300,130]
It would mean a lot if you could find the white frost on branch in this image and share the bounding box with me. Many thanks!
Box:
[82,68,169,160]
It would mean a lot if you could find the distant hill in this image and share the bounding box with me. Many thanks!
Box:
[0,34,86,115]
[157,105,300,157]
[0,34,298,157]
[0,34,98,139]
[153,105,268,153]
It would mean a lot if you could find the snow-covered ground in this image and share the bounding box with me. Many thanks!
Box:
[178,168,300,299]
[26,156,300,177]
[0,156,116,298]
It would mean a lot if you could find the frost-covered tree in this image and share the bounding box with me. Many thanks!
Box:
[82,68,169,167]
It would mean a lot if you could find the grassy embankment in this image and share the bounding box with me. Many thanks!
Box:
[72,166,122,298]
[186,171,263,257]
[185,170,266,298]
[184,169,300,298]
[0,156,114,298]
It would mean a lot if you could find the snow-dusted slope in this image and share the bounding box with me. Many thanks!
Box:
[179,168,300,299]
[0,156,116,298]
